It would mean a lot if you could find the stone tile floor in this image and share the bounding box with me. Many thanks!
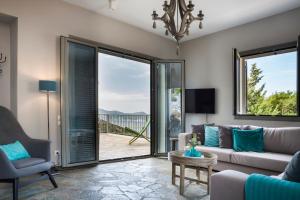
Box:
[0,158,210,200]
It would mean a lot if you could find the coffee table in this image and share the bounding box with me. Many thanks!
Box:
[169,150,217,195]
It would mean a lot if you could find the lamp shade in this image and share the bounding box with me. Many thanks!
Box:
[39,80,57,92]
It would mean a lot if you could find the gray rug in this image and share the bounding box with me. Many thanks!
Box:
[0,158,210,200]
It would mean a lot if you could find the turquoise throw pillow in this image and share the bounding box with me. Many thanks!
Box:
[204,125,219,147]
[0,141,31,161]
[232,128,264,152]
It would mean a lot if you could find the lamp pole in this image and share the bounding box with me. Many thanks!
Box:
[47,91,50,140]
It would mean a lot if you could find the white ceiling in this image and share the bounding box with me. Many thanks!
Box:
[63,0,300,42]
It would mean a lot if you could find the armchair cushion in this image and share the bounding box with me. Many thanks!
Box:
[0,141,31,161]
[12,158,46,169]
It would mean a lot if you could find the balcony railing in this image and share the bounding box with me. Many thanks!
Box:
[98,114,150,137]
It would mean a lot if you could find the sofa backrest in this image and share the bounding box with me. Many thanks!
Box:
[243,125,300,155]
[263,127,300,155]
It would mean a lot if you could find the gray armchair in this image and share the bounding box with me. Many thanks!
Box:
[0,106,57,200]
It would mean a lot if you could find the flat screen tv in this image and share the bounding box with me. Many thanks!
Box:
[185,89,215,114]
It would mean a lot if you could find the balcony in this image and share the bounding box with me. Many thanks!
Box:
[98,114,151,160]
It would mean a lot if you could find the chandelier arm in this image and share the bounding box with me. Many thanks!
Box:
[178,0,188,18]
[177,12,190,35]
[168,0,177,18]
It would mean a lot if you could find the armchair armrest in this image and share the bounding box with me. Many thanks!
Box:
[0,149,17,179]
[26,139,51,162]
[245,174,300,200]
[178,132,192,150]
[211,170,248,200]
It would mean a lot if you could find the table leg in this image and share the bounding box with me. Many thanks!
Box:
[172,163,176,185]
[180,164,185,195]
[207,166,212,195]
[196,169,200,185]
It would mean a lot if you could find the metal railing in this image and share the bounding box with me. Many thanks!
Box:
[98,114,150,136]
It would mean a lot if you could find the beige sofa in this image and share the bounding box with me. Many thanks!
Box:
[178,126,300,175]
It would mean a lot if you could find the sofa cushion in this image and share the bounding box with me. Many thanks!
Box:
[219,125,240,149]
[204,126,220,147]
[283,151,300,183]
[190,123,214,145]
[232,128,264,152]
[12,158,46,169]
[195,146,234,162]
[263,127,300,155]
[231,152,292,172]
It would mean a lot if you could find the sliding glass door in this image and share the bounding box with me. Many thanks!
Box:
[154,60,185,155]
[61,37,99,167]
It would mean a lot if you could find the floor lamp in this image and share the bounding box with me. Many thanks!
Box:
[39,80,57,140]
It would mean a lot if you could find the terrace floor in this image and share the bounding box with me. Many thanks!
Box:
[99,133,150,160]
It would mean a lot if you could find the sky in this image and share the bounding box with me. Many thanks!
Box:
[246,51,297,97]
[98,53,150,114]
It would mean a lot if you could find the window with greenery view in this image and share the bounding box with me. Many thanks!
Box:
[234,41,299,117]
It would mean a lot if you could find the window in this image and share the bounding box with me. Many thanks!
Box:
[234,38,300,118]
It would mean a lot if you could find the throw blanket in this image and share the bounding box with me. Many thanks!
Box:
[245,174,300,200]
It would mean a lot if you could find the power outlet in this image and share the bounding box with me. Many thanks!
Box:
[54,150,60,156]
[54,150,61,166]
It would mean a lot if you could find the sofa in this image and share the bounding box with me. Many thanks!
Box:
[178,126,300,175]
[210,170,300,200]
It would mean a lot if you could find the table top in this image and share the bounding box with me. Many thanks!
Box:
[169,150,217,168]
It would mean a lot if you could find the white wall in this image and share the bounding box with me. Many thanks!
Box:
[181,8,300,132]
[0,21,10,109]
[0,0,177,161]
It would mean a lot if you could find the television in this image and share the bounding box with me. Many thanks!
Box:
[185,88,215,114]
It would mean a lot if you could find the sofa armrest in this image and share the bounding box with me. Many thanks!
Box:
[0,149,17,179]
[245,174,300,200]
[211,170,248,200]
[26,139,51,162]
[178,132,193,150]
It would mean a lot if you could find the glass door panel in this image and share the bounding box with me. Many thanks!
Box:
[61,38,98,167]
[155,61,185,154]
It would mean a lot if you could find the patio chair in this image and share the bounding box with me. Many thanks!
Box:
[0,106,57,200]
[125,118,151,145]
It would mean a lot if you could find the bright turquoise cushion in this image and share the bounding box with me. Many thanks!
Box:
[232,128,264,152]
[245,174,300,200]
[204,126,219,147]
[0,141,31,161]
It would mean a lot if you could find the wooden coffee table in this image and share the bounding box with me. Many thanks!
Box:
[169,150,217,195]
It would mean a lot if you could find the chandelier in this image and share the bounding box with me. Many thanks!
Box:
[151,0,204,55]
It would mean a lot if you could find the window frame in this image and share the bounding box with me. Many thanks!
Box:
[233,40,300,121]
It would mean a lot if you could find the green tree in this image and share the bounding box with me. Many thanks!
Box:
[246,63,297,116]
[247,63,266,114]
[259,91,297,116]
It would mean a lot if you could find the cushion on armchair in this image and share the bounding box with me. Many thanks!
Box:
[0,141,31,161]
[12,158,46,169]
[245,174,300,200]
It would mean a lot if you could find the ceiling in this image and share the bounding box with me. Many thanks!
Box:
[63,0,300,42]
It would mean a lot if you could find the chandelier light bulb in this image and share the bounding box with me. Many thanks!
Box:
[165,29,169,36]
[199,21,203,29]
[153,21,157,29]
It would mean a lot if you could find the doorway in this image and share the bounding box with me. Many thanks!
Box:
[98,51,151,161]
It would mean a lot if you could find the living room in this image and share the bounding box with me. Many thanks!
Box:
[0,0,300,199]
